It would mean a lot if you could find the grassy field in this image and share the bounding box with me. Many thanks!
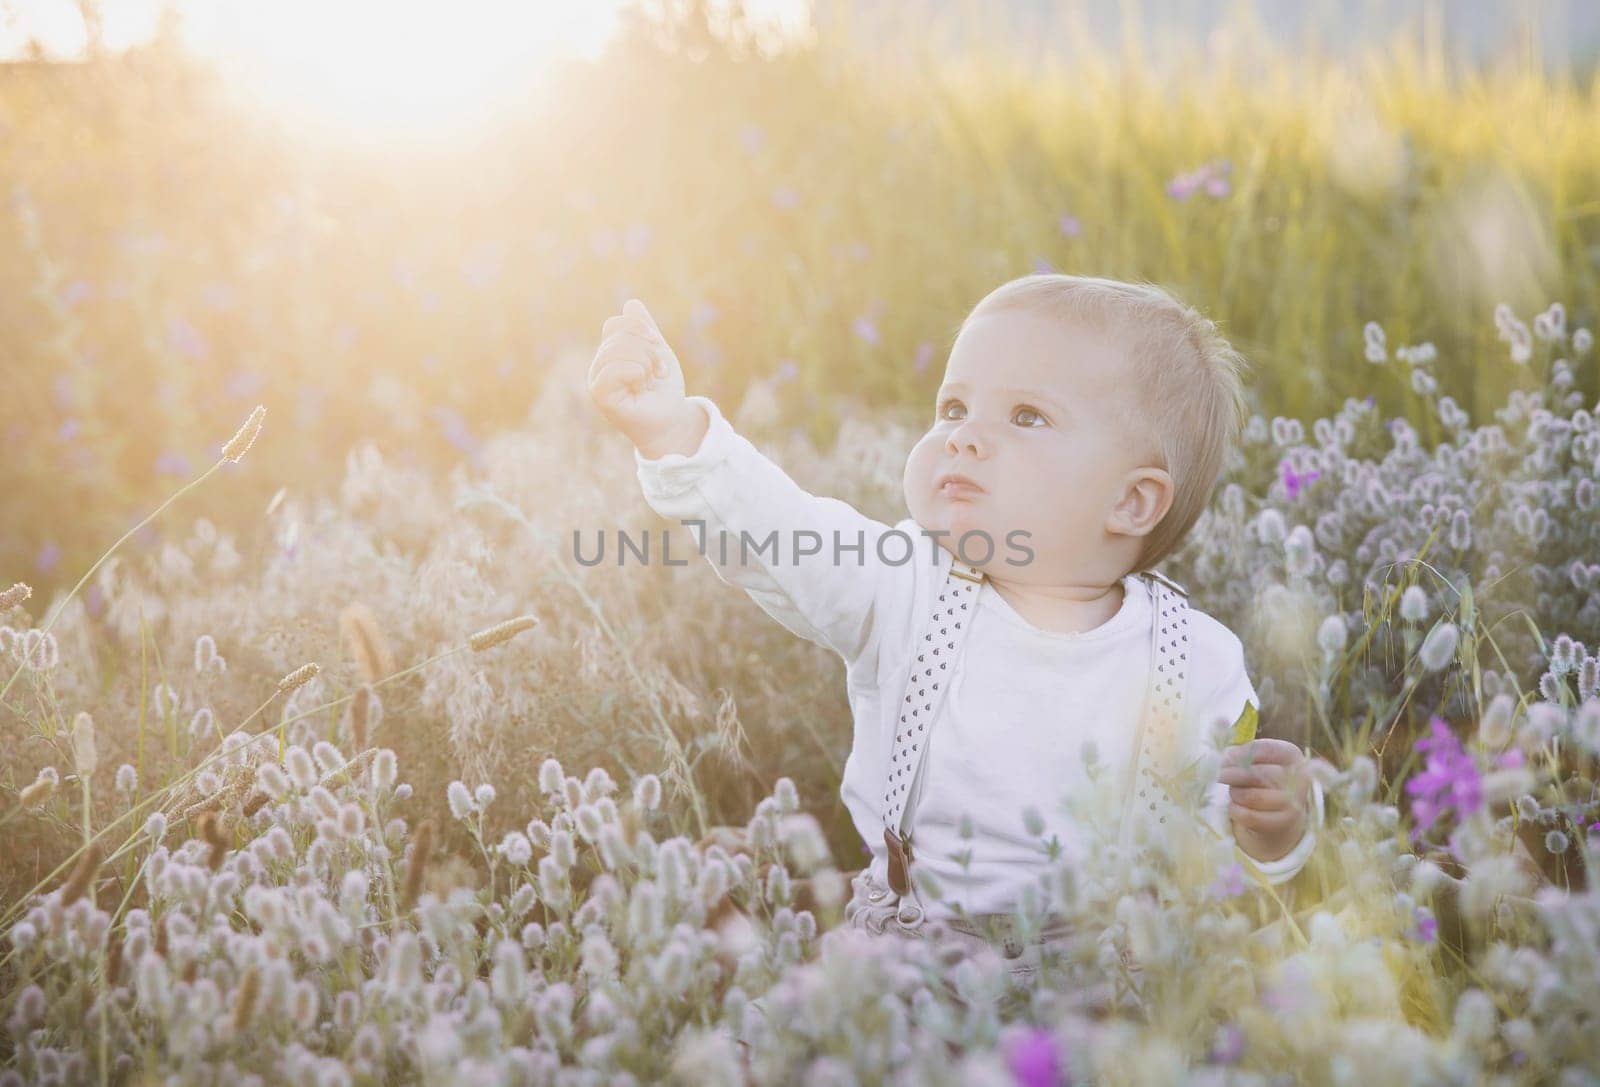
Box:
[3,2,1600,1083]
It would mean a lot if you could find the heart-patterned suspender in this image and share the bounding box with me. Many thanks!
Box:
[876,554,1191,926]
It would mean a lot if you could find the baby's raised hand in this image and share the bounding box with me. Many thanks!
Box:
[588,298,707,459]
[1217,738,1313,864]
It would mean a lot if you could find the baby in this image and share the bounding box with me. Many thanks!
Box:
[587,274,1324,955]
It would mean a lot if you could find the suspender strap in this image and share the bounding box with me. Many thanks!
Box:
[877,558,1192,928]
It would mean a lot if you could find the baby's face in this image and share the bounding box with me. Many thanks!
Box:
[903,310,1161,582]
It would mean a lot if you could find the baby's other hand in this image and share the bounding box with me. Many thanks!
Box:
[588,298,706,458]
[1217,738,1312,864]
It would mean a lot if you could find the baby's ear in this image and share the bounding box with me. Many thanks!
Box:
[1108,467,1175,537]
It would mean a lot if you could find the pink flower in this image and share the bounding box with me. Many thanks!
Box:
[853,315,880,346]
[1210,862,1246,898]
[1005,1028,1061,1087]
[1405,716,1483,843]
[1281,460,1321,500]
[1057,215,1082,238]
[913,342,935,374]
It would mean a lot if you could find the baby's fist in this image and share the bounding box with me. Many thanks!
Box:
[587,299,705,458]
[1217,738,1312,864]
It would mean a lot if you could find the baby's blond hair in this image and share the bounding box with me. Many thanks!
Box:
[957,273,1250,574]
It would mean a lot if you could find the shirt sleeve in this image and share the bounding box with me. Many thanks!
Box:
[633,395,912,670]
[1190,627,1325,886]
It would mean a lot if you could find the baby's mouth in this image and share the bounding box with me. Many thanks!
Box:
[935,471,986,499]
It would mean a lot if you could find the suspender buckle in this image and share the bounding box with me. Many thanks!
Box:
[884,827,914,896]
[1140,568,1189,597]
[949,563,985,585]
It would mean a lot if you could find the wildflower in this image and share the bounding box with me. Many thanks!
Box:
[913,341,935,374]
[1574,328,1593,355]
[468,615,539,651]
[1057,214,1082,237]
[1399,586,1430,622]
[539,758,564,795]
[0,583,31,611]
[193,634,225,674]
[69,712,98,779]
[1281,460,1320,500]
[1210,1023,1245,1064]
[339,604,393,684]
[447,781,475,820]
[1317,615,1348,656]
[276,662,320,695]
[1405,717,1483,841]
[633,773,662,811]
[852,314,880,346]
[475,783,496,809]
[1418,622,1460,672]
[371,748,397,793]
[1210,862,1246,899]
[401,820,435,911]
[1544,830,1569,854]
[115,764,137,794]
[498,832,533,867]
[18,766,57,807]
[1363,321,1387,363]
[144,812,168,843]
[61,841,103,906]
[312,741,344,775]
[1004,1027,1061,1087]
[344,685,378,752]
[221,405,266,463]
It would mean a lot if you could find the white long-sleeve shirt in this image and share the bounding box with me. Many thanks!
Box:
[634,395,1322,919]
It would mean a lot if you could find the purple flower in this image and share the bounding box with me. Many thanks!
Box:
[1057,215,1082,238]
[1205,175,1232,199]
[913,342,935,374]
[853,315,880,346]
[1494,748,1525,769]
[1210,862,1246,899]
[1281,460,1321,500]
[36,542,61,573]
[1408,905,1437,943]
[775,359,799,383]
[1005,1028,1061,1087]
[1405,716,1483,843]
[155,451,193,477]
[1210,1024,1245,1064]
[1032,256,1055,275]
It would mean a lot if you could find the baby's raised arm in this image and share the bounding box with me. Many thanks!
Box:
[586,299,914,670]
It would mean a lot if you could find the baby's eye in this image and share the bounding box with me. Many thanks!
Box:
[936,399,966,421]
[1013,406,1046,427]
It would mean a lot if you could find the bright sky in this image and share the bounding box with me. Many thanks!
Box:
[1,1,810,140]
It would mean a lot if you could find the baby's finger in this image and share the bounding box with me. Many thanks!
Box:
[588,331,657,385]
[1224,738,1302,765]
[602,314,624,339]
[1226,785,1290,811]
[1229,803,1300,834]
[1217,763,1284,790]
[591,358,650,406]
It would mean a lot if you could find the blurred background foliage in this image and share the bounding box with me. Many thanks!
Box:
[2,0,1598,596]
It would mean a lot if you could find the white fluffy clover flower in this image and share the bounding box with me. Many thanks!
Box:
[284,746,318,791]
[1418,622,1460,672]
[446,781,475,821]
[498,831,533,867]
[538,758,564,796]
[632,773,662,811]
